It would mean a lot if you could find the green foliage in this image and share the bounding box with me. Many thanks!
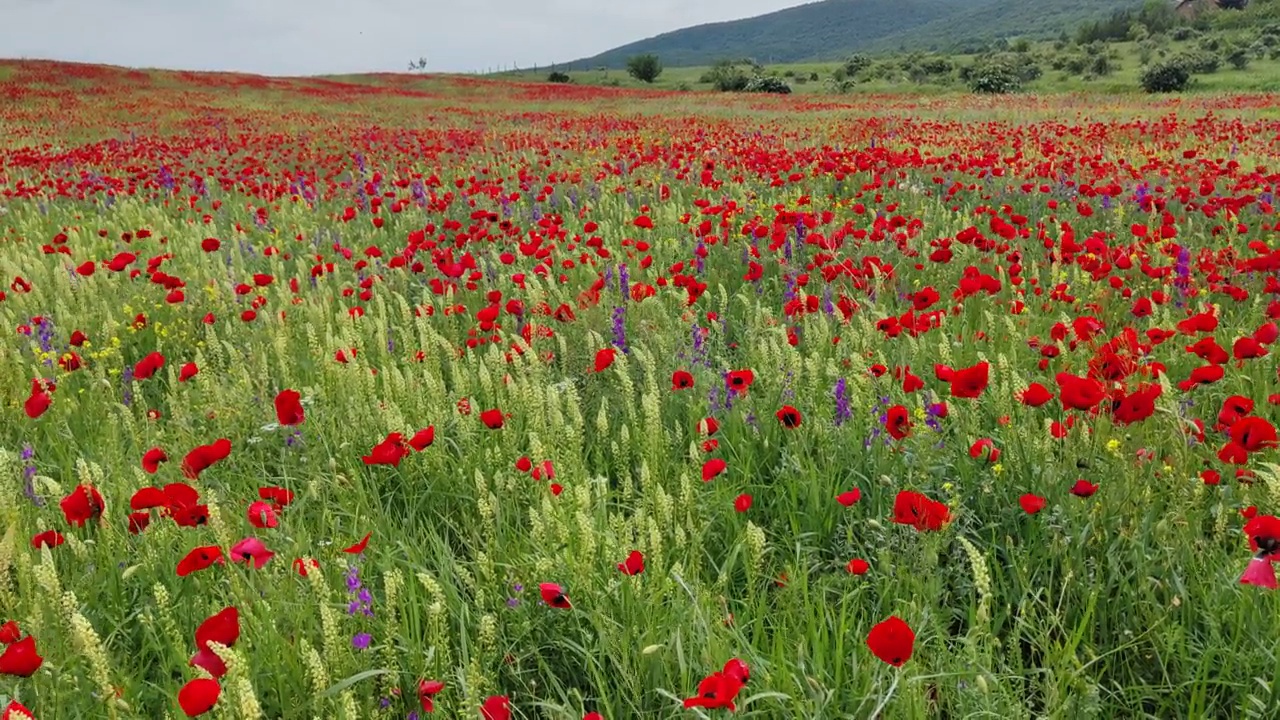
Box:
[1140,59,1192,91]
[743,75,793,93]
[546,71,572,83]
[967,59,1024,93]
[699,60,754,91]
[843,53,873,79]
[626,54,663,83]
[568,0,1143,69]
[1176,48,1223,73]
[1076,1,1178,44]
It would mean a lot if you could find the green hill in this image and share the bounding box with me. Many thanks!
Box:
[563,0,1143,69]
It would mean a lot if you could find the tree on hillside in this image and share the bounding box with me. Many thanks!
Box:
[626,54,663,83]
[842,53,872,80]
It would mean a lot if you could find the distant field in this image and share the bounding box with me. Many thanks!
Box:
[2,58,1280,720]
[499,39,1280,94]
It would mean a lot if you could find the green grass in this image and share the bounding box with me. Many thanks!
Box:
[1,59,1280,720]
[504,36,1280,94]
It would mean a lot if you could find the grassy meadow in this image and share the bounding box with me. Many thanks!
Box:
[0,58,1279,720]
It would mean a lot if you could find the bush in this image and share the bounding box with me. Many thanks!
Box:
[702,61,752,92]
[1140,61,1190,93]
[744,76,792,94]
[625,54,663,83]
[1175,50,1221,74]
[968,61,1023,94]
[546,71,571,83]
[1227,48,1250,70]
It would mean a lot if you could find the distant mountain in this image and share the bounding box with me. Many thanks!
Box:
[563,0,1142,69]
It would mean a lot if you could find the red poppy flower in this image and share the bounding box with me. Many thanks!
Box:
[1018,383,1054,407]
[725,369,755,394]
[1056,373,1105,411]
[836,488,861,507]
[593,348,616,373]
[950,361,989,398]
[701,458,727,482]
[1019,494,1046,514]
[480,409,505,429]
[1112,384,1161,426]
[419,679,445,713]
[133,351,165,380]
[539,582,571,608]
[2,700,35,720]
[891,490,949,531]
[0,621,19,644]
[0,635,43,677]
[481,695,511,720]
[617,550,645,576]
[885,405,912,440]
[363,433,409,466]
[59,484,105,527]
[179,363,199,382]
[847,558,870,575]
[776,405,802,428]
[191,607,240,677]
[258,486,294,507]
[142,447,168,474]
[30,530,63,549]
[292,557,319,577]
[671,370,694,390]
[181,438,232,479]
[274,389,304,426]
[24,379,51,420]
[1070,479,1099,497]
[1244,515,1280,560]
[1231,416,1278,453]
[176,546,225,577]
[866,615,915,666]
[968,438,1000,463]
[246,501,278,529]
[683,659,748,711]
[177,678,221,717]
[734,494,752,512]
[230,538,274,569]
[343,532,371,554]
[408,426,435,451]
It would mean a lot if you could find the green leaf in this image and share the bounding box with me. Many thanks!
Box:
[319,668,393,699]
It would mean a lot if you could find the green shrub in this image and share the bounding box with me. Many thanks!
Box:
[625,54,663,83]
[1175,50,1221,74]
[744,76,792,94]
[968,61,1023,94]
[1140,60,1190,93]
[546,71,571,84]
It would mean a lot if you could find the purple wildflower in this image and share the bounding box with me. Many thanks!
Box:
[833,378,852,427]
[352,632,372,650]
[611,306,628,353]
[346,563,374,617]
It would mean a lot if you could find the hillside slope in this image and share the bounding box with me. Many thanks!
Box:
[565,0,1141,69]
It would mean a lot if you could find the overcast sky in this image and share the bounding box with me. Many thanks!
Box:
[0,0,802,75]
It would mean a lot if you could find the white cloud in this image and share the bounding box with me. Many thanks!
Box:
[0,0,802,75]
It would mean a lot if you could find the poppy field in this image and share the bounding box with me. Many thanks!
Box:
[4,59,1280,719]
